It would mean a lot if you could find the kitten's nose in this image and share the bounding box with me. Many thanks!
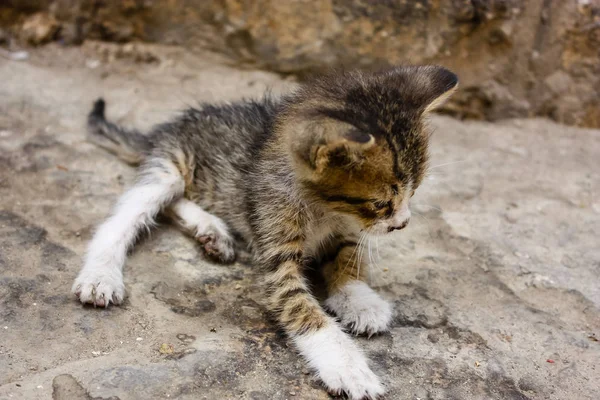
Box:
[387,218,410,232]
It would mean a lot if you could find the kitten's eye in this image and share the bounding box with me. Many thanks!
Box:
[373,201,388,210]
[344,129,372,144]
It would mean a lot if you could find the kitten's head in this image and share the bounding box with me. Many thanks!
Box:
[279,65,458,235]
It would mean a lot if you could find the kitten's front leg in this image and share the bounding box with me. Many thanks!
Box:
[323,240,393,336]
[263,241,384,399]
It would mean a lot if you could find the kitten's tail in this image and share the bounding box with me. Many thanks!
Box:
[87,98,152,165]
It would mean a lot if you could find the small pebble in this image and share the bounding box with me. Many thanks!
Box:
[159,343,174,354]
[136,337,143,341]
[235,283,242,290]
[85,59,101,69]
[6,50,29,61]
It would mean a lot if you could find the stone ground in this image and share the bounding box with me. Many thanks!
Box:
[0,42,599,400]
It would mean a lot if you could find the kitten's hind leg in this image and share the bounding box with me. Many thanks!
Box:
[72,158,185,307]
[169,198,235,263]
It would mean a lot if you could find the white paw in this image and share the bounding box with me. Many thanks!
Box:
[72,265,125,307]
[196,220,236,263]
[171,199,236,263]
[294,322,384,400]
[325,281,392,336]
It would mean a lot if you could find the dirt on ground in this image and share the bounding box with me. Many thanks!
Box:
[0,43,599,400]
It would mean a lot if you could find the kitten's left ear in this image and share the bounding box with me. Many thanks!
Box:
[400,65,459,113]
[421,66,459,113]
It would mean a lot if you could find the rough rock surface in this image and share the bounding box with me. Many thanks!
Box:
[1,0,599,128]
[1,43,599,400]
[20,12,59,45]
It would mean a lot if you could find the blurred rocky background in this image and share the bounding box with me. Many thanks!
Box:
[1,0,599,127]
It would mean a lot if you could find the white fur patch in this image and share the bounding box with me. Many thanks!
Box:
[293,322,384,399]
[325,281,393,336]
[72,162,184,307]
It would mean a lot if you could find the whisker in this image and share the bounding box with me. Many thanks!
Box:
[356,241,362,280]
[356,235,365,279]
[369,231,388,285]
[412,210,430,222]
[364,227,376,282]
[335,232,365,286]
[411,203,443,213]
[368,236,378,276]
[364,228,383,276]
[365,236,373,280]
[428,159,469,170]
[412,211,434,240]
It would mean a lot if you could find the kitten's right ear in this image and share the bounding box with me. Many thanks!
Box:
[310,128,375,172]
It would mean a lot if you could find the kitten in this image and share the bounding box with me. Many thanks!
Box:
[72,66,458,400]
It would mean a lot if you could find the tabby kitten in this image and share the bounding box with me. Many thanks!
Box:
[72,66,458,399]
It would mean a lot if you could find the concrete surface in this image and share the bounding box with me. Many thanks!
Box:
[0,42,599,400]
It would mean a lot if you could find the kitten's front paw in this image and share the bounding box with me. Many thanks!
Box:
[320,359,384,400]
[72,267,125,307]
[294,323,384,400]
[325,281,392,336]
